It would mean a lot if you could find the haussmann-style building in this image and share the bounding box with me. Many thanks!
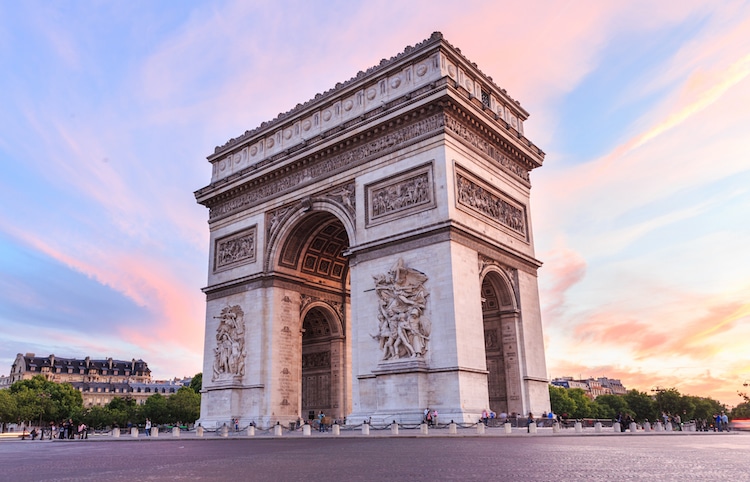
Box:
[194,32,551,428]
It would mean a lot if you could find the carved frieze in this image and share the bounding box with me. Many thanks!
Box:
[212,305,246,381]
[371,258,431,361]
[214,226,257,272]
[208,113,445,220]
[455,167,527,239]
[444,113,530,183]
[366,163,435,226]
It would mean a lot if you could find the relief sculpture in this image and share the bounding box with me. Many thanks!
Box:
[456,173,526,236]
[212,305,246,381]
[371,259,431,360]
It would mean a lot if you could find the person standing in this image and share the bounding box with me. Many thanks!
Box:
[145,418,152,437]
[721,412,729,432]
[527,412,535,433]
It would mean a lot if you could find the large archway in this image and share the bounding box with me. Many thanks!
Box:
[276,211,351,423]
[481,272,516,415]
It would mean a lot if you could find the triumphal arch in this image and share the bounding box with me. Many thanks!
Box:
[195,32,550,428]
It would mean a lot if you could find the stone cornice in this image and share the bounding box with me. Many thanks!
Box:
[197,92,542,221]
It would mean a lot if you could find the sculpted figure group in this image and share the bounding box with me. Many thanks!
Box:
[212,305,247,380]
[372,259,431,360]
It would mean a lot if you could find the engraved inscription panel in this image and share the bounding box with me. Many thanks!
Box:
[366,163,435,226]
[214,226,257,272]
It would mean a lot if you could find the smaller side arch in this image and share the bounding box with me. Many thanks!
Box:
[478,265,518,313]
[300,301,344,339]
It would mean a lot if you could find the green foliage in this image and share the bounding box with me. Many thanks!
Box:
[623,390,657,422]
[567,388,595,418]
[654,388,682,415]
[0,389,18,424]
[143,393,169,424]
[549,385,576,417]
[731,402,750,419]
[8,375,83,423]
[189,373,202,394]
[593,394,629,420]
[168,387,201,424]
[549,384,722,423]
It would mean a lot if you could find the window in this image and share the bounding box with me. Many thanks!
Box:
[481,90,490,108]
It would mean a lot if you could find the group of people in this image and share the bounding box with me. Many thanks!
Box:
[423,408,438,426]
[26,420,88,440]
[713,412,730,432]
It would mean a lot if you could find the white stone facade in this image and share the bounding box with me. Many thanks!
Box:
[195,32,549,429]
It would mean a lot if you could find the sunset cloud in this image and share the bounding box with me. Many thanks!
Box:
[1,1,748,405]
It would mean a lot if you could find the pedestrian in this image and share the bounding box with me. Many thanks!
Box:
[318,411,325,432]
[722,412,729,432]
[527,412,535,433]
[145,418,151,437]
[426,410,432,426]
[432,409,438,427]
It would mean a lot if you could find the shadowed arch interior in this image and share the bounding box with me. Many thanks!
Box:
[482,272,514,415]
[279,212,349,284]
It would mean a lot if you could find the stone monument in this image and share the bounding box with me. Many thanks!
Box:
[195,32,550,428]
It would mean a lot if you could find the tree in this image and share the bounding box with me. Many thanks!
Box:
[167,387,201,425]
[567,388,595,419]
[623,390,657,422]
[593,394,629,420]
[654,388,682,416]
[731,402,750,419]
[189,373,202,394]
[549,385,576,418]
[105,397,139,427]
[0,389,18,431]
[143,393,169,424]
[9,375,83,425]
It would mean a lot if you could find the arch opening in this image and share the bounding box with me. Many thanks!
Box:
[275,211,351,424]
[482,272,515,415]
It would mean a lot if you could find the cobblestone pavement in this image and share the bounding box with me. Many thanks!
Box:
[1,431,747,481]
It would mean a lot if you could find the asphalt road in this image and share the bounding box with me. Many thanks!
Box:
[1,433,748,481]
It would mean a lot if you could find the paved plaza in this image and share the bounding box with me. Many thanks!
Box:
[0,431,747,481]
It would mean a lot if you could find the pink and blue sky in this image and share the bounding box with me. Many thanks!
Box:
[1,1,748,406]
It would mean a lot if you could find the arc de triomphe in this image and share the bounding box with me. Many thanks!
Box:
[195,32,550,428]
